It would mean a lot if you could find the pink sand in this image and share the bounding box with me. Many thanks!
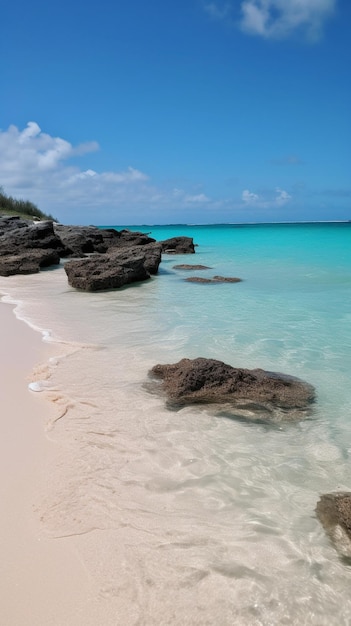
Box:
[0,303,98,625]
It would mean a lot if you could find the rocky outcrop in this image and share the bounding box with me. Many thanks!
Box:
[316,492,351,558]
[160,237,195,254]
[64,244,162,291]
[0,217,194,283]
[185,275,242,284]
[149,357,315,422]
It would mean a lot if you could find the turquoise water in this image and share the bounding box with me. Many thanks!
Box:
[1,222,351,625]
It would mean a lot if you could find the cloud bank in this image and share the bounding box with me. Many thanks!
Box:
[0,122,294,223]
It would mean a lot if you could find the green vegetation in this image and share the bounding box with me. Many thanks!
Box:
[0,187,57,221]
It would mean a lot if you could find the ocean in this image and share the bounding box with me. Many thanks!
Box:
[1,222,351,625]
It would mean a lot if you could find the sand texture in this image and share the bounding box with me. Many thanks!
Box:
[0,302,100,626]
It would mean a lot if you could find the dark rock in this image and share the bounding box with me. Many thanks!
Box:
[212,276,242,283]
[173,264,211,270]
[160,237,195,254]
[137,243,162,275]
[149,357,315,422]
[113,229,156,248]
[0,217,64,276]
[54,225,157,256]
[316,492,351,557]
[185,276,242,284]
[0,249,61,276]
[0,219,63,253]
[185,277,214,284]
[54,224,109,256]
[63,245,161,291]
[0,216,32,236]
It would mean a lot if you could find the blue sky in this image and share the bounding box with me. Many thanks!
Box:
[1,0,350,225]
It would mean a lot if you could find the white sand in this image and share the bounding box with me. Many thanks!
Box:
[0,302,98,626]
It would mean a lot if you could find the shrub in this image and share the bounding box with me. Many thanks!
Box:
[0,187,57,221]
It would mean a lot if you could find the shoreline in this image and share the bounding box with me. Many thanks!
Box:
[0,301,99,626]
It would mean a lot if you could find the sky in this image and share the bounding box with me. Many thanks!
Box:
[1,0,350,225]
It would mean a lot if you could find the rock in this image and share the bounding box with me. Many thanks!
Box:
[54,226,156,257]
[149,357,315,422]
[160,237,195,254]
[316,492,351,557]
[173,264,212,270]
[212,276,242,283]
[112,229,156,248]
[0,216,32,236]
[64,245,161,291]
[0,218,63,253]
[0,217,64,276]
[185,276,242,284]
[0,249,61,276]
[137,243,162,275]
[54,224,109,256]
[184,277,214,284]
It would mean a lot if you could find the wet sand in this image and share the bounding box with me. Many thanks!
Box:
[0,302,97,626]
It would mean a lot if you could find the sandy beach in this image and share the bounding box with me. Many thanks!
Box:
[0,302,98,626]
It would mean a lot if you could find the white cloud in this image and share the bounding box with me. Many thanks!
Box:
[240,0,337,40]
[242,187,292,207]
[275,187,292,205]
[0,122,294,223]
[242,189,260,204]
[0,122,99,183]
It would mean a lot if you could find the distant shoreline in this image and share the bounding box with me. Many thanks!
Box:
[99,220,351,228]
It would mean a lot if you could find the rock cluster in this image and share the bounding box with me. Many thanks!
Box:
[0,217,195,290]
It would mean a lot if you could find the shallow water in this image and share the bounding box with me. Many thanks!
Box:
[1,223,351,624]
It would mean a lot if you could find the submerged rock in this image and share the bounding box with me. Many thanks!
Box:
[160,237,195,254]
[184,277,214,284]
[173,264,212,270]
[316,492,351,558]
[212,276,242,283]
[185,276,242,284]
[149,357,315,423]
